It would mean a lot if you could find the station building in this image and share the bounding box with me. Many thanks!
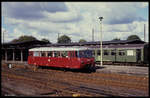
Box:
[2,40,48,63]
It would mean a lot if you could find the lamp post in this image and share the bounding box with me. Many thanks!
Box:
[99,17,103,66]
[3,30,6,43]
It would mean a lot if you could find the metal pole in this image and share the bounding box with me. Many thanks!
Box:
[144,24,146,42]
[92,28,94,42]
[58,33,60,39]
[100,20,103,66]
[3,31,4,43]
[99,17,103,66]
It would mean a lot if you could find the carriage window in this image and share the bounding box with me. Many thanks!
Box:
[61,51,68,57]
[111,50,116,55]
[97,50,101,55]
[92,51,95,57]
[104,50,109,55]
[119,50,125,56]
[41,52,46,57]
[127,50,134,56]
[48,51,53,57]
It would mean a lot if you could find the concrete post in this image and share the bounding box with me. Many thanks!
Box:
[13,49,15,61]
[21,50,23,62]
[5,50,7,62]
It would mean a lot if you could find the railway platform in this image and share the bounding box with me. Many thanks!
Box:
[95,64,149,77]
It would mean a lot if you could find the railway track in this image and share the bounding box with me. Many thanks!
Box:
[1,64,149,96]
[2,72,110,96]
[3,66,148,89]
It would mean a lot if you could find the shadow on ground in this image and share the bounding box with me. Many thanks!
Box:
[38,66,100,73]
[95,66,106,70]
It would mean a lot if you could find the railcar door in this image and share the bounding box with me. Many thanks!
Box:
[136,49,141,63]
[68,51,80,69]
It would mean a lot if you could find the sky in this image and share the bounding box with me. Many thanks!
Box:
[1,2,149,43]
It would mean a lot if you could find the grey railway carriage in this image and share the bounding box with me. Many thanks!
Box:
[92,43,148,64]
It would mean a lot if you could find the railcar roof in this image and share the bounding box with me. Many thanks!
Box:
[29,47,91,51]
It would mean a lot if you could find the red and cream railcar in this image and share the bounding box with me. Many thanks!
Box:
[28,47,95,69]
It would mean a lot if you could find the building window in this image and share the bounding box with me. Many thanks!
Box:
[104,50,109,55]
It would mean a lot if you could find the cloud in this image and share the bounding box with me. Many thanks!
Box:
[66,2,147,25]
[43,11,82,23]
[2,2,68,20]
[2,2,149,43]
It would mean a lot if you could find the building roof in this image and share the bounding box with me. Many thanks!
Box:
[44,39,146,47]
[2,40,48,49]
[2,39,146,49]
[29,46,92,51]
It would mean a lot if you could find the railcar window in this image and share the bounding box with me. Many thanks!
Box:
[111,50,116,55]
[41,52,46,57]
[39,52,41,57]
[54,51,60,57]
[61,51,68,57]
[29,52,33,56]
[33,51,39,56]
[69,51,74,57]
[78,51,84,57]
[75,51,78,57]
[104,50,109,55]
[78,50,93,58]
[48,51,53,57]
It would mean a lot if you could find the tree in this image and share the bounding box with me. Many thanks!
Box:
[127,35,141,41]
[112,38,121,41]
[57,35,71,44]
[79,39,87,43]
[11,35,37,42]
[41,38,51,44]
